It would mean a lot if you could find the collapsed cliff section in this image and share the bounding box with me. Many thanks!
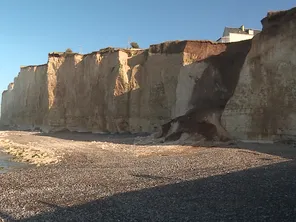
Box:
[158,40,252,142]
[222,7,296,142]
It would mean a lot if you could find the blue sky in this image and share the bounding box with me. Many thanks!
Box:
[0,0,295,96]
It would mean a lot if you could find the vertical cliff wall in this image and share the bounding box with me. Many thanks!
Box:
[3,6,295,142]
[1,83,15,125]
[222,7,296,142]
[45,50,136,133]
[2,41,238,134]
[1,65,48,129]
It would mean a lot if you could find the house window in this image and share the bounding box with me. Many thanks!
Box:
[248,30,254,35]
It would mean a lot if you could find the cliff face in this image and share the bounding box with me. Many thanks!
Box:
[160,41,251,141]
[1,42,233,134]
[2,7,295,142]
[1,83,15,125]
[222,7,296,141]
[1,66,48,129]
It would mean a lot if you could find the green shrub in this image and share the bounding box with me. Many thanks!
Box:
[130,42,140,49]
[65,48,73,53]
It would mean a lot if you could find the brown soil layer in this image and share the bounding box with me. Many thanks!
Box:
[149,40,226,54]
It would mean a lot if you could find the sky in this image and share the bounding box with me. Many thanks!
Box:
[0,0,295,97]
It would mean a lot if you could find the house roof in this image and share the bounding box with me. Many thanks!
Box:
[223,27,261,37]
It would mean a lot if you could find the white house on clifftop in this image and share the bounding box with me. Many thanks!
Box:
[217,25,261,43]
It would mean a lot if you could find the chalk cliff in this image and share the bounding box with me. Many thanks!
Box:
[1,42,231,134]
[2,7,296,143]
[1,65,48,129]
[222,7,296,142]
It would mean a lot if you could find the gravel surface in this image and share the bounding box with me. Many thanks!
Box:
[0,131,295,222]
